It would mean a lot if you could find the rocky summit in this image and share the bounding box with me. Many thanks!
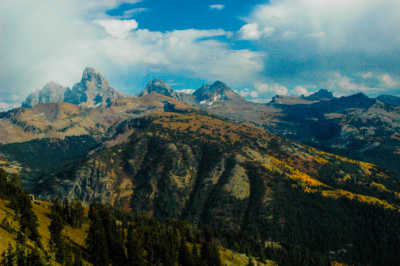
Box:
[64,67,120,107]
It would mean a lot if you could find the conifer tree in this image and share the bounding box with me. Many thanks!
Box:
[86,205,109,266]
[179,241,194,266]
[126,225,145,266]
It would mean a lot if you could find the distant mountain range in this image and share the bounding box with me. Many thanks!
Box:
[1,67,400,265]
[1,67,399,174]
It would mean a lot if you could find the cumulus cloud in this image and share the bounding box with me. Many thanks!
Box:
[380,74,397,88]
[293,86,310,96]
[238,23,274,40]
[238,88,259,98]
[95,19,138,38]
[245,0,400,51]
[209,4,225,10]
[0,0,264,103]
[254,81,288,96]
[326,73,382,96]
[97,28,264,84]
[241,0,400,95]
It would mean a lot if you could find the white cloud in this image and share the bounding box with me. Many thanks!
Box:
[238,0,400,96]
[95,19,138,38]
[238,88,259,98]
[380,74,397,88]
[0,0,265,103]
[176,89,195,94]
[326,73,381,96]
[293,86,310,96]
[238,23,274,40]
[121,7,148,18]
[209,4,225,10]
[98,29,264,84]
[244,0,400,52]
[254,81,288,96]
[360,72,373,79]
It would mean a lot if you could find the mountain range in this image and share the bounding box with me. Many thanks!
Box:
[1,68,400,264]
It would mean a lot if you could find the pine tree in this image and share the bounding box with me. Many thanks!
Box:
[71,200,84,228]
[191,243,200,266]
[247,256,255,266]
[0,244,15,266]
[201,240,222,266]
[126,225,145,266]
[73,248,83,266]
[86,205,109,266]
[48,211,65,263]
[26,246,44,266]
[179,241,194,266]
[16,245,25,266]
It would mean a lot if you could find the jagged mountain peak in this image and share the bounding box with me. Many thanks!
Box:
[79,67,111,90]
[210,80,229,89]
[304,89,335,101]
[194,81,243,105]
[139,79,175,97]
[64,67,119,107]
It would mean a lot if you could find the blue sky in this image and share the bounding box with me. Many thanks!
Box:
[0,0,400,105]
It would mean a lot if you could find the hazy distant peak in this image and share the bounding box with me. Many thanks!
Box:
[22,82,67,108]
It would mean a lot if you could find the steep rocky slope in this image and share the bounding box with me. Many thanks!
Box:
[26,111,400,264]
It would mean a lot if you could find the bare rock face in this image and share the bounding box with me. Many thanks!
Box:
[22,82,66,108]
[64,67,120,107]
